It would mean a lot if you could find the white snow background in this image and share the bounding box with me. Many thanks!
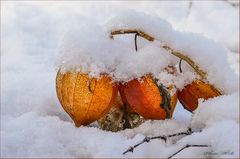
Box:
[1,1,239,158]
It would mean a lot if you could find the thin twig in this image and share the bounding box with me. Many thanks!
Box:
[168,144,210,159]
[123,128,197,155]
[134,33,139,51]
[179,58,183,73]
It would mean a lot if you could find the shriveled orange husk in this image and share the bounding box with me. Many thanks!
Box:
[177,79,221,112]
[56,71,118,127]
[98,94,144,132]
[119,75,177,120]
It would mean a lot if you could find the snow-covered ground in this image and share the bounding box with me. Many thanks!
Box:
[1,1,239,158]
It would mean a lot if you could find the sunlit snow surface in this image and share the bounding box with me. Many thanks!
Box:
[1,1,239,158]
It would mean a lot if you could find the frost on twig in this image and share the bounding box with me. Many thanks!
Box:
[123,127,197,155]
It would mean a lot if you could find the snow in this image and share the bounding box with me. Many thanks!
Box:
[57,10,238,93]
[191,92,239,129]
[179,1,239,53]
[105,11,238,93]
[1,1,239,158]
[56,20,177,82]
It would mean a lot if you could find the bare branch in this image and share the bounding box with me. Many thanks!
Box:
[123,128,197,155]
[168,144,210,159]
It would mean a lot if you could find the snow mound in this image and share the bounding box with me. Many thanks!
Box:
[2,2,239,158]
[191,91,239,129]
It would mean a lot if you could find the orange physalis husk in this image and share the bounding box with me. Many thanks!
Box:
[119,75,177,120]
[56,71,118,127]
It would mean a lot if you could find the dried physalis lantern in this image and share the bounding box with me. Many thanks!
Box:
[177,79,221,112]
[119,74,177,120]
[98,94,144,132]
[56,70,118,127]
[176,55,221,112]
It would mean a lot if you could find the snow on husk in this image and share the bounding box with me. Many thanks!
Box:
[1,1,239,158]
[57,10,238,94]
[56,19,177,83]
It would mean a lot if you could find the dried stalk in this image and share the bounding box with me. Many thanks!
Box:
[163,45,207,78]
[110,29,207,79]
[179,59,183,73]
[134,33,139,51]
[110,29,154,41]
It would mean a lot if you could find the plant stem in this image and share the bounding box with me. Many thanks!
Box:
[179,58,183,73]
[163,46,207,79]
[110,29,207,79]
[134,33,139,51]
[122,103,131,129]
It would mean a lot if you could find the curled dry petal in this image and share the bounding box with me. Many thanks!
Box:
[177,79,221,112]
